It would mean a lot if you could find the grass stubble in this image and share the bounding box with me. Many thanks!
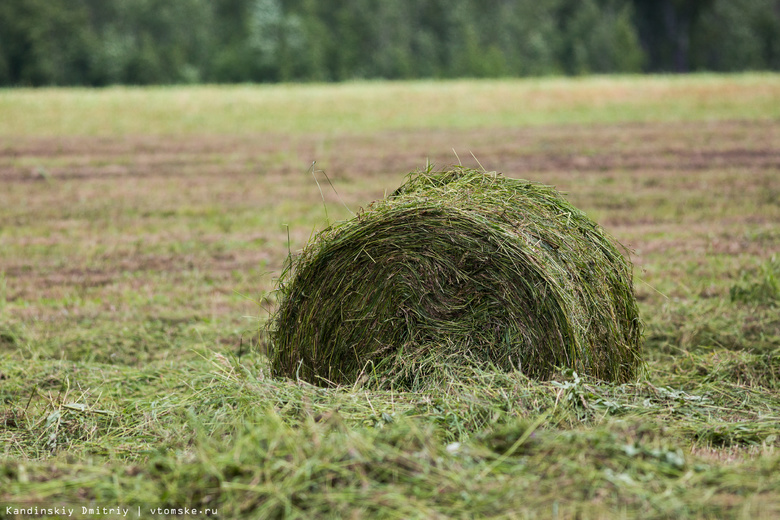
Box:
[0,76,779,518]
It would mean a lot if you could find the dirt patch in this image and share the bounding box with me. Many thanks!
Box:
[1,119,778,323]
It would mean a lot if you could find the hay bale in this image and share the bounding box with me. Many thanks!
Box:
[267,167,642,387]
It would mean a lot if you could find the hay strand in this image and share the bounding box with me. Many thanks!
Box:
[267,167,642,387]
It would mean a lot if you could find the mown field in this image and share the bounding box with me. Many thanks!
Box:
[1,75,779,519]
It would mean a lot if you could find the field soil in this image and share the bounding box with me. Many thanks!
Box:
[2,119,778,315]
[1,114,779,518]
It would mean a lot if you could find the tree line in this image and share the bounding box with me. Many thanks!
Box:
[1,0,778,86]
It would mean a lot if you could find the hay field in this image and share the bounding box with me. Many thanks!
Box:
[1,75,779,518]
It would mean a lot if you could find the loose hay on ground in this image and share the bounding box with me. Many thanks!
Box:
[267,167,642,388]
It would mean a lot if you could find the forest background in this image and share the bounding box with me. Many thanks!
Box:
[1,0,780,87]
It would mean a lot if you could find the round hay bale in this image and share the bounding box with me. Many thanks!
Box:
[267,167,642,387]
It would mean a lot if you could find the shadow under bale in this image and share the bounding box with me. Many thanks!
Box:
[267,167,642,388]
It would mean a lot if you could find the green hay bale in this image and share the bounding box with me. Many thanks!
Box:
[267,167,642,387]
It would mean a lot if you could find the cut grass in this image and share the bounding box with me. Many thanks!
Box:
[1,74,779,137]
[269,167,642,386]
[1,353,778,518]
[1,77,779,518]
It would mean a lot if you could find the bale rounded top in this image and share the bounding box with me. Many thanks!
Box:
[267,167,642,388]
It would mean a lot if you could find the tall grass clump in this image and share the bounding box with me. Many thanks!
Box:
[267,167,642,388]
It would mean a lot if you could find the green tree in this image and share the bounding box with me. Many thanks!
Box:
[560,0,643,74]
[632,0,715,72]
[83,0,214,85]
[2,0,778,86]
[0,0,94,85]
[497,1,562,76]
[691,0,780,71]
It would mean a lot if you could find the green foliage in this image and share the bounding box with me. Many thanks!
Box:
[1,0,778,85]
[0,0,94,86]
[691,0,780,71]
[561,0,645,74]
